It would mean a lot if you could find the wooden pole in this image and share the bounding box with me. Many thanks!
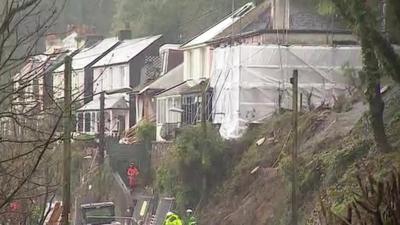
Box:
[62,55,72,225]
[300,93,303,113]
[290,70,298,225]
[99,91,105,164]
[201,81,207,195]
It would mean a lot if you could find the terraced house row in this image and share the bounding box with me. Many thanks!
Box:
[3,0,365,147]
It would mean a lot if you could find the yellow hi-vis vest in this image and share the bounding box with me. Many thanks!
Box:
[164,214,183,225]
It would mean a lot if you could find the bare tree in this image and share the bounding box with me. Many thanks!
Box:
[0,0,67,224]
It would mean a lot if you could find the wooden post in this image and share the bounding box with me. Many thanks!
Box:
[99,91,105,164]
[290,70,298,225]
[300,93,303,113]
[201,81,207,195]
[62,55,72,225]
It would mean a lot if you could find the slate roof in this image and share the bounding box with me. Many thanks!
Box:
[55,38,119,72]
[289,0,347,31]
[93,35,162,67]
[78,94,129,111]
[181,2,256,48]
[211,0,349,43]
[155,81,191,98]
[213,1,272,41]
[142,64,183,93]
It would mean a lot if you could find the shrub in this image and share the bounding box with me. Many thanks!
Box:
[136,121,156,143]
[155,124,226,211]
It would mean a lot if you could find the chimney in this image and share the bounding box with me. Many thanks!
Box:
[84,34,104,47]
[272,0,290,30]
[118,30,132,41]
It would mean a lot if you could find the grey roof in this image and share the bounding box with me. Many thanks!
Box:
[213,1,272,41]
[93,35,162,67]
[55,38,119,72]
[78,94,129,111]
[181,2,255,48]
[211,0,348,43]
[289,0,347,31]
[142,64,183,93]
[155,81,191,98]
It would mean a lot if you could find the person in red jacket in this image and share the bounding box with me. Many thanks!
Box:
[127,162,139,193]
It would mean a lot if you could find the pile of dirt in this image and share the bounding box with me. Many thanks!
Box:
[199,87,400,225]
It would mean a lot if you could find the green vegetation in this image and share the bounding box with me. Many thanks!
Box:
[136,121,157,143]
[155,124,226,212]
[196,85,400,225]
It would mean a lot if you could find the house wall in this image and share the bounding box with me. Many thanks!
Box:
[92,64,130,95]
[84,67,94,104]
[129,37,163,127]
[165,49,183,74]
[183,46,212,81]
[13,60,53,112]
[53,68,85,100]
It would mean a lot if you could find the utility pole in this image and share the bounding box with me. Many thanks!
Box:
[62,55,72,225]
[290,70,298,225]
[99,91,105,164]
[381,0,387,39]
[201,81,207,195]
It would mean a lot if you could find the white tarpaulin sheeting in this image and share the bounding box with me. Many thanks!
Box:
[210,45,362,139]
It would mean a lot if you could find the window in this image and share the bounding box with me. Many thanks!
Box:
[167,98,173,122]
[91,112,96,133]
[109,67,113,89]
[77,113,83,132]
[182,95,197,125]
[84,113,91,132]
[118,115,125,134]
[118,66,125,88]
[96,112,100,132]
[157,99,166,124]
[171,97,181,123]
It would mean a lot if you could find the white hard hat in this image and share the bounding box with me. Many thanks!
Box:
[186,209,193,213]
[166,212,174,216]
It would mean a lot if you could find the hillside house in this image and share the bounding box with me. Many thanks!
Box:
[75,34,163,135]
[134,45,183,123]
[150,2,256,142]
[119,44,184,143]
[52,37,119,103]
[208,0,360,139]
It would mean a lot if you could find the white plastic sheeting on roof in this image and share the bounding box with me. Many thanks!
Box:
[55,38,119,72]
[182,2,255,48]
[211,45,362,139]
[93,35,162,67]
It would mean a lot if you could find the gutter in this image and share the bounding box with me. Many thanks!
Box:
[207,28,354,45]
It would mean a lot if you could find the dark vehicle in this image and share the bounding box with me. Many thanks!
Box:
[81,202,117,225]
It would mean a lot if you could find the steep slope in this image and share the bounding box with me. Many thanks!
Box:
[199,87,400,225]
